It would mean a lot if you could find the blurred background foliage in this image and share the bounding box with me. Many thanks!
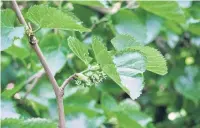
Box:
[1,1,200,128]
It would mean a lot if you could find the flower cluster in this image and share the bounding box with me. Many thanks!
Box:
[75,69,107,87]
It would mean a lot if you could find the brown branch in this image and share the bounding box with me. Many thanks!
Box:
[60,74,77,94]
[11,1,66,128]
[11,1,29,29]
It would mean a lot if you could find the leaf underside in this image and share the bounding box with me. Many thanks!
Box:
[92,37,146,100]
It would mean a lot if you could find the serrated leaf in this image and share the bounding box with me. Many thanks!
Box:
[1,9,25,51]
[92,38,146,100]
[112,10,146,42]
[133,47,167,75]
[138,1,186,23]
[120,47,167,75]
[71,0,106,7]
[92,37,122,87]
[26,5,90,32]
[68,36,92,65]
[111,36,167,75]
[111,34,143,51]
[22,118,57,128]
[113,52,146,99]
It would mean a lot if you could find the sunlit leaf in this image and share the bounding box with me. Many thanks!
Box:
[26,5,90,32]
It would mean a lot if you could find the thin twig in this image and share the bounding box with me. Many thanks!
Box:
[60,74,77,93]
[25,70,45,85]
[11,1,29,29]
[23,77,39,99]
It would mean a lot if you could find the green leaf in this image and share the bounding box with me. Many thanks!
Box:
[115,112,143,128]
[92,37,122,88]
[189,2,200,20]
[40,34,67,76]
[92,37,146,99]
[119,102,151,127]
[111,35,167,75]
[63,92,102,117]
[72,4,96,27]
[119,98,141,111]
[138,1,186,23]
[1,9,25,51]
[1,118,23,128]
[132,47,167,75]
[165,20,183,35]
[101,93,118,112]
[71,0,106,7]
[22,118,57,128]
[175,66,200,103]
[67,114,105,128]
[1,82,24,99]
[26,5,90,32]
[68,36,92,65]
[4,38,30,59]
[111,34,143,51]
[119,99,152,127]
[1,118,57,128]
[113,51,146,99]
[40,34,60,52]
[191,37,200,47]
[45,50,67,76]
[112,10,146,42]
[121,47,167,75]
[188,22,200,36]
